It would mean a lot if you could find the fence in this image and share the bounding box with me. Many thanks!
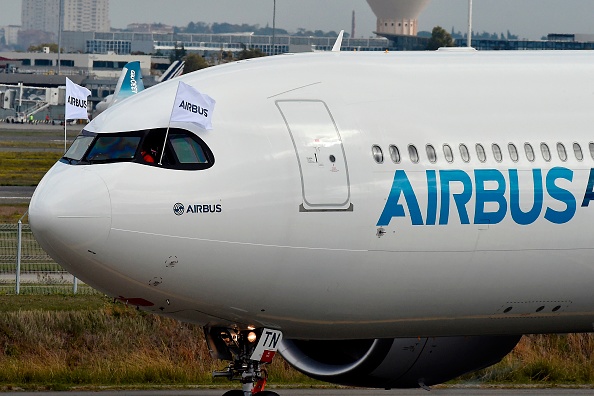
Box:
[0,216,97,295]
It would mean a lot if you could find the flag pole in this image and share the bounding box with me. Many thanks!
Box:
[159,82,181,165]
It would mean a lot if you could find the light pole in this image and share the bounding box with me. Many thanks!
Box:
[467,0,473,47]
[58,0,63,74]
[272,0,276,55]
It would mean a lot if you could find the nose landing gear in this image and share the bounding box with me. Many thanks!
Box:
[206,327,283,396]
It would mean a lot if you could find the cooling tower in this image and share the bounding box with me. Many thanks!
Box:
[366,0,431,36]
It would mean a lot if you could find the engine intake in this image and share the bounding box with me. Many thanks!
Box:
[279,335,521,388]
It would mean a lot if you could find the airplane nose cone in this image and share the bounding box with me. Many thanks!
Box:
[29,165,111,272]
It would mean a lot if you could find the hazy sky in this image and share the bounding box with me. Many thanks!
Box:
[2,1,594,40]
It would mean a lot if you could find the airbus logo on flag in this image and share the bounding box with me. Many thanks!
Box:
[178,100,208,117]
[67,96,87,109]
[170,81,216,130]
[65,78,91,120]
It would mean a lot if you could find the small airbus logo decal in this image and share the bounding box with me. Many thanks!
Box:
[173,203,223,215]
[173,203,185,216]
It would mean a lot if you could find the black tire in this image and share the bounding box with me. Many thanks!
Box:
[257,391,280,396]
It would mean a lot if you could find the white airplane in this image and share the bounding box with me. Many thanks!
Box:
[29,49,594,394]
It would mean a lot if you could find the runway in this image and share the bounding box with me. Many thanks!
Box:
[0,186,35,204]
[3,388,593,396]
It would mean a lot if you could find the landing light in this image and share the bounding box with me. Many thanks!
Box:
[247,331,258,343]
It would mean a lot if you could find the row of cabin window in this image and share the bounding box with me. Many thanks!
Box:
[371,142,594,165]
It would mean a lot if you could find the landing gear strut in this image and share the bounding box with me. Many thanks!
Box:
[206,327,283,396]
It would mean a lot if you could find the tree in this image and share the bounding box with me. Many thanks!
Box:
[236,45,266,60]
[169,42,186,62]
[426,26,455,50]
[27,42,59,53]
[183,53,209,74]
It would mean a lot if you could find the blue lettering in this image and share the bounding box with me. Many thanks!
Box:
[544,167,576,224]
[426,170,438,225]
[439,170,472,225]
[377,170,424,226]
[581,168,594,207]
[377,167,581,228]
[474,169,507,225]
[509,169,543,225]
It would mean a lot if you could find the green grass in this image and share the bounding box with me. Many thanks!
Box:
[1,296,594,389]
[0,152,62,186]
[457,334,594,385]
[0,294,108,311]
[0,297,321,390]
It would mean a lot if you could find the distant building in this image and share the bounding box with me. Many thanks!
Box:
[21,0,60,36]
[127,23,175,35]
[456,34,594,51]
[3,26,21,46]
[62,31,400,56]
[21,0,110,37]
[0,51,151,79]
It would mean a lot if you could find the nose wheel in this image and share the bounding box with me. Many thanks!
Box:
[206,327,283,396]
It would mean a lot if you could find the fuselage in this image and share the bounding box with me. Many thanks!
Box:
[30,50,594,339]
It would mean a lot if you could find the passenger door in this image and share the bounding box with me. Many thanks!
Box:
[276,100,351,211]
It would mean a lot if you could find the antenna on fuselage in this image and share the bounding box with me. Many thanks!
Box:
[332,30,345,52]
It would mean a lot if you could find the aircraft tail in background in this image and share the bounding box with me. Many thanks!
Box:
[94,61,144,115]
[157,60,185,82]
[110,60,145,106]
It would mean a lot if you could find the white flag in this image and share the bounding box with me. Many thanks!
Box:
[170,81,216,130]
[65,78,91,120]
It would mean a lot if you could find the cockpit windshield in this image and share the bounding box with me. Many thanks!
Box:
[63,134,95,162]
[61,128,214,170]
[86,136,141,162]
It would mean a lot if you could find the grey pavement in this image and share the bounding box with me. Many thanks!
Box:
[0,121,84,132]
[0,186,35,204]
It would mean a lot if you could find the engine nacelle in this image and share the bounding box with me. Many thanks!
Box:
[279,335,521,388]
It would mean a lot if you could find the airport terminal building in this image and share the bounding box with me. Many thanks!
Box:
[60,30,594,57]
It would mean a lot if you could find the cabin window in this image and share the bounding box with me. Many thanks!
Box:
[389,145,401,164]
[476,144,486,162]
[589,142,594,160]
[443,144,454,163]
[524,143,535,162]
[426,144,437,163]
[557,143,567,161]
[492,144,503,162]
[573,143,583,161]
[541,143,551,162]
[372,145,384,163]
[408,145,419,163]
[459,144,470,162]
[508,143,519,162]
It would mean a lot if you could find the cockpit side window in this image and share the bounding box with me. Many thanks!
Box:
[170,134,208,164]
